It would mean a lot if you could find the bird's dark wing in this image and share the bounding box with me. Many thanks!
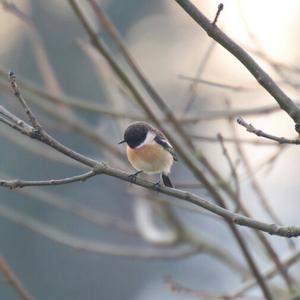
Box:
[154,131,178,161]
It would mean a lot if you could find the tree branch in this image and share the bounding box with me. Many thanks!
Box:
[0,170,96,189]
[237,117,300,144]
[1,74,300,238]
[0,257,34,300]
[173,0,300,128]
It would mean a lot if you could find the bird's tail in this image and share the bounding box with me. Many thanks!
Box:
[162,173,174,188]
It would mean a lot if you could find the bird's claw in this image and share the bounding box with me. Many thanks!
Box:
[128,171,142,183]
[152,180,161,191]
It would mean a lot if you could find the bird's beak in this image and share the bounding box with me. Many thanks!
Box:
[118,140,125,144]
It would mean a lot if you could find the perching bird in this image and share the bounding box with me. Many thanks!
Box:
[118,122,177,188]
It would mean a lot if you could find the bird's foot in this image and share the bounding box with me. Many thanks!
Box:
[128,170,143,183]
[152,180,161,191]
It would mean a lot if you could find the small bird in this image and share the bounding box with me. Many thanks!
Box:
[119,122,177,188]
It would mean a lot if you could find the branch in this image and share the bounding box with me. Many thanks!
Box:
[178,74,255,92]
[1,75,300,238]
[0,257,34,300]
[217,133,241,210]
[9,71,42,130]
[237,117,300,144]
[191,134,275,145]
[174,0,300,128]
[2,153,300,238]
[0,170,96,189]
[212,3,224,26]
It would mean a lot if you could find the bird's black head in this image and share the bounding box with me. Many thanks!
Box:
[119,122,152,148]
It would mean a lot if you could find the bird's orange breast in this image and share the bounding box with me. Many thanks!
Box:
[127,143,173,174]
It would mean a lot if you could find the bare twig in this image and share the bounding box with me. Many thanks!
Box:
[9,72,42,130]
[179,74,254,92]
[191,134,275,145]
[181,41,216,113]
[0,169,96,189]
[0,257,34,300]
[237,117,300,144]
[0,105,33,135]
[212,3,224,26]
[217,133,241,210]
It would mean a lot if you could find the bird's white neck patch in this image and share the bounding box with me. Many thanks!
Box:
[136,131,155,148]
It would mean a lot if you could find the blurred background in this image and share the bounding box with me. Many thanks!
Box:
[0,0,300,299]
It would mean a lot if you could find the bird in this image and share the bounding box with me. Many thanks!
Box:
[118,122,177,188]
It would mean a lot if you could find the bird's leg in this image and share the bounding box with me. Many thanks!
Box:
[128,170,143,183]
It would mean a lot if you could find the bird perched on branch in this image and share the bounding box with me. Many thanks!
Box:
[119,122,177,188]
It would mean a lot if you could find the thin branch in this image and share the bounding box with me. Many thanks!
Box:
[174,0,300,128]
[191,134,275,145]
[217,133,241,210]
[179,74,255,92]
[212,3,224,26]
[237,117,300,144]
[0,257,34,300]
[0,105,33,135]
[181,41,216,113]
[9,72,42,130]
[0,170,95,189]
[0,114,31,136]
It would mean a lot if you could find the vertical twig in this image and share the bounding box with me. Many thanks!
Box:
[9,72,42,131]
[212,3,224,26]
[217,133,241,211]
[0,257,34,300]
